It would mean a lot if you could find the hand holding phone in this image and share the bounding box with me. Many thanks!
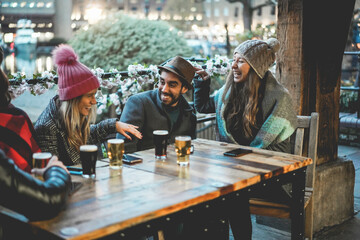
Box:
[223,148,252,157]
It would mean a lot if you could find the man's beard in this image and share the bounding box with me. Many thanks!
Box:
[159,90,180,106]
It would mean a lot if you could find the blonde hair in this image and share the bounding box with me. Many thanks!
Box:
[60,96,97,150]
[222,68,262,137]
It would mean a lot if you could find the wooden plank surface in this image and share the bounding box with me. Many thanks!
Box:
[27,138,311,239]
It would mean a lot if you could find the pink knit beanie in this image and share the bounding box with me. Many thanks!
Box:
[53,44,99,101]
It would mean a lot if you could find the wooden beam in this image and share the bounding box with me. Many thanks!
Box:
[277,0,355,164]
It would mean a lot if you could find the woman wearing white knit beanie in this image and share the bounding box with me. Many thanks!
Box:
[194,38,297,153]
[193,38,298,239]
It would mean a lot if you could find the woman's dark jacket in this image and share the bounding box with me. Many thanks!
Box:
[0,149,71,221]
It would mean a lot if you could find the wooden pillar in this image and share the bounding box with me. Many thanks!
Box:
[277,0,355,164]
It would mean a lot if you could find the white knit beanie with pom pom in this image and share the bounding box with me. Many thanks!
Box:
[234,38,280,79]
[53,44,99,100]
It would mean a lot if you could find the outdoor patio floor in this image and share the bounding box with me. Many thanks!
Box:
[248,144,360,240]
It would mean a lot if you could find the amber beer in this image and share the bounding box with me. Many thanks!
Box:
[32,152,52,180]
[80,145,98,178]
[107,139,124,169]
[175,136,191,166]
[153,130,168,160]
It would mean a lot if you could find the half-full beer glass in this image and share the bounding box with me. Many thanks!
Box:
[175,136,191,166]
[153,130,168,160]
[80,145,98,178]
[107,139,124,169]
[32,152,52,180]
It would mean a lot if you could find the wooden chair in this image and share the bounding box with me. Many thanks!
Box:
[249,112,319,240]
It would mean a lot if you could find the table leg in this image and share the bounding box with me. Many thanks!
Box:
[290,168,306,240]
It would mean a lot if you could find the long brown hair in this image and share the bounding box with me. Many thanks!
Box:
[222,68,262,137]
[0,47,11,107]
[60,96,97,150]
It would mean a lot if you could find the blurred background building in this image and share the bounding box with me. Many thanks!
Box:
[0,0,276,45]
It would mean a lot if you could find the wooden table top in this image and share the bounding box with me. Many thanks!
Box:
[28,138,312,240]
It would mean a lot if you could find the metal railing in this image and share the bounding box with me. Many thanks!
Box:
[342,52,360,118]
[196,114,216,140]
[8,57,210,85]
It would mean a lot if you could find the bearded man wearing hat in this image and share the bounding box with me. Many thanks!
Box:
[34,45,142,166]
[194,38,297,239]
[117,56,197,153]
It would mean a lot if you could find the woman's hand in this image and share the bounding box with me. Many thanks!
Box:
[116,121,142,140]
[31,156,69,177]
[194,67,211,81]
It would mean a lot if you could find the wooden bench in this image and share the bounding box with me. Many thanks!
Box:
[339,112,360,146]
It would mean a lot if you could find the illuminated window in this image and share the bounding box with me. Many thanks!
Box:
[10,2,18,7]
[46,2,52,8]
[20,2,26,7]
[47,23,53,28]
[29,2,35,8]
[223,7,229,17]
[38,23,46,28]
[2,2,9,8]
[37,2,45,8]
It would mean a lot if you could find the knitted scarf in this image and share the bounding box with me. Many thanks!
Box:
[214,72,297,149]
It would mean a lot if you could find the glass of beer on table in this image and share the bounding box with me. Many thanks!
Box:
[32,152,52,180]
[107,139,124,169]
[153,130,169,160]
[175,136,192,166]
[80,145,98,178]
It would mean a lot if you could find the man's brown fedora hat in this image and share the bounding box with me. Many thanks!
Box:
[158,56,195,89]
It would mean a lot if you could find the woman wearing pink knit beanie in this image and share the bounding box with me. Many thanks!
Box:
[34,44,142,166]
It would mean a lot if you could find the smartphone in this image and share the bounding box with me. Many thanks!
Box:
[223,148,252,157]
[67,166,83,175]
[122,154,143,164]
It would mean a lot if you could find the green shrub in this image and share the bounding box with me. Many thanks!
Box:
[69,13,193,71]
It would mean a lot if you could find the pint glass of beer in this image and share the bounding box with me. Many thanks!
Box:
[32,152,52,180]
[107,139,124,169]
[153,130,168,160]
[80,145,98,178]
[175,136,191,166]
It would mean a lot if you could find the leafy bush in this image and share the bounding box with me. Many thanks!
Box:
[69,13,193,71]
[340,90,359,113]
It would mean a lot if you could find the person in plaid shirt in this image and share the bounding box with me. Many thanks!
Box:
[0,46,41,173]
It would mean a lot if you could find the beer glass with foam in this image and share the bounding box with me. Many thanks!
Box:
[32,152,52,180]
[107,139,124,169]
[80,145,98,178]
[153,130,168,160]
[175,136,191,166]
